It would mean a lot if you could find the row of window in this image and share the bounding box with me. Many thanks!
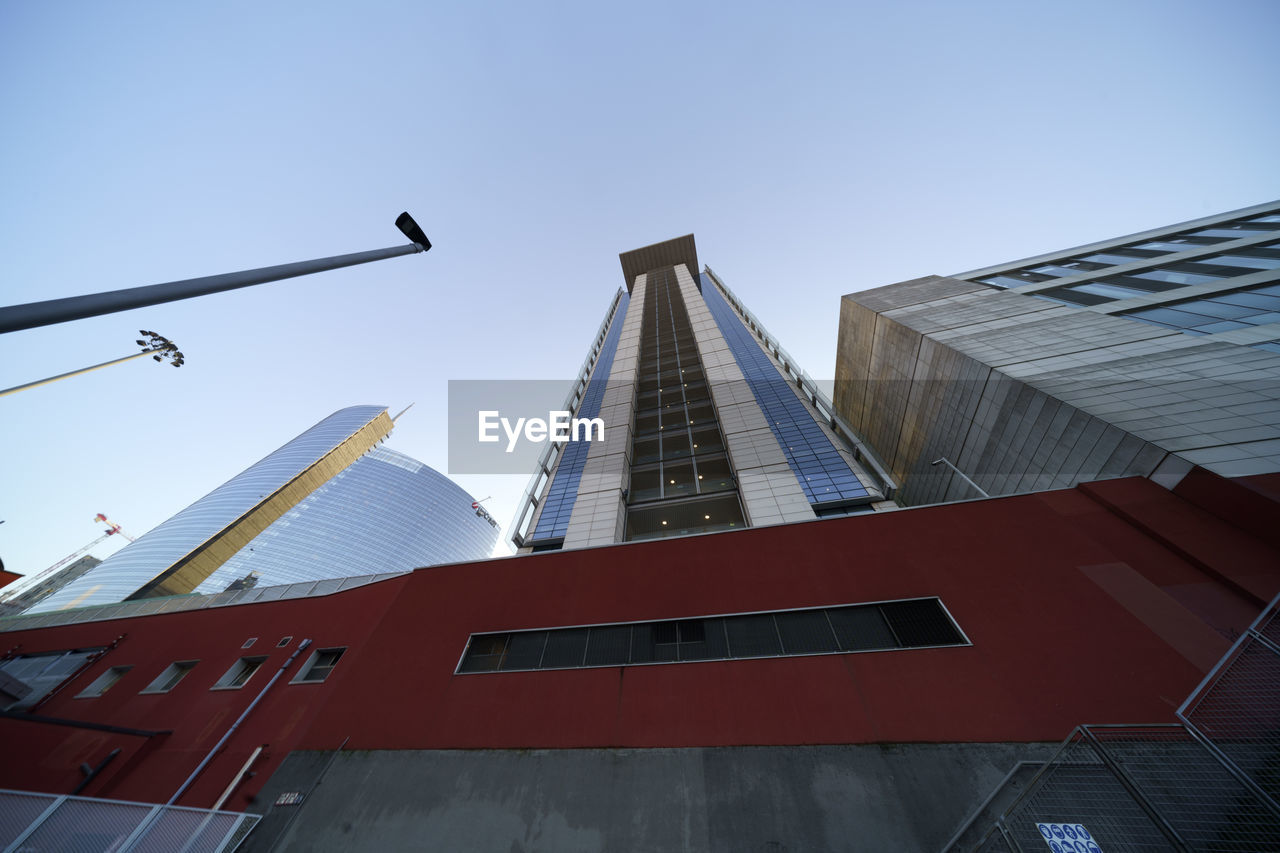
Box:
[457,597,966,673]
[4,599,964,711]
[1035,245,1280,309]
[974,213,1280,293]
[1120,283,1280,337]
[0,645,347,708]
[624,269,747,540]
[633,422,726,465]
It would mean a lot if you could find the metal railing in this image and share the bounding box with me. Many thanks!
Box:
[0,788,258,852]
[1178,597,1280,813]
[950,591,1280,852]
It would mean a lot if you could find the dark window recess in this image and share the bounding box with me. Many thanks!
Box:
[775,610,838,654]
[541,628,589,668]
[503,631,549,670]
[458,635,508,673]
[458,598,965,673]
[585,625,631,666]
[828,607,897,651]
[726,613,783,658]
[882,599,965,647]
[297,648,345,683]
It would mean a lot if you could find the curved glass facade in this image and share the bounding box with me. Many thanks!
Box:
[193,446,497,593]
[31,406,496,612]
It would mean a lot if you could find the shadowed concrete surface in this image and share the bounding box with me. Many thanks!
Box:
[242,743,1056,852]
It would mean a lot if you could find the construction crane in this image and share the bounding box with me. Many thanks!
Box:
[0,513,134,603]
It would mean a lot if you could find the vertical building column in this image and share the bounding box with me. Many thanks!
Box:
[562,276,648,548]
[673,265,814,527]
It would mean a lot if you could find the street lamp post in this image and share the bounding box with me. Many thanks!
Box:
[0,331,184,398]
[0,213,431,334]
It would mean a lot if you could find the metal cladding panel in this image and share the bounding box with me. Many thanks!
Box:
[619,235,699,293]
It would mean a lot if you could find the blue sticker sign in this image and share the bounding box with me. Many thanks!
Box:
[1036,824,1103,853]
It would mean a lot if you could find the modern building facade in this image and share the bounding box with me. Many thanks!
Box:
[0,555,101,616]
[0,471,1276,850]
[510,234,895,551]
[29,406,497,612]
[834,200,1280,505]
[4,224,1280,851]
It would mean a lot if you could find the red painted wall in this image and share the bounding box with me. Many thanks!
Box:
[1,475,1275,812]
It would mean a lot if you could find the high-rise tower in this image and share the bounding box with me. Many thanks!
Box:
[31,406,497,612]
[510,235,895,552]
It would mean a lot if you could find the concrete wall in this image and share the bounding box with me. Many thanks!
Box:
[244,743,1058,853]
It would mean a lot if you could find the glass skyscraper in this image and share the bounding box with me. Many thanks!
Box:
[31,406,497,612]
[509,235,895,552]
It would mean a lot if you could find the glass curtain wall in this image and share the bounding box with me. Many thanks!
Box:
[625,267,745,540]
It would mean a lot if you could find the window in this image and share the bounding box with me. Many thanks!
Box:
[1123,284,1280,335]
[76,665,132,698]
[0,648,104,711]
[457,598,967,674]
[141,661,197,694]
[1131,268,1221,286]
[292,648,346,683]
[213,657,266,690]
[1075,252,1149,266]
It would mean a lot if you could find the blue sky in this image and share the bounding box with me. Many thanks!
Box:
[2,0,1278,578]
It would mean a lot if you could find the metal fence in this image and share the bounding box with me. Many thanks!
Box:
[949,592,1280,853]
[0,788,258,853]
[1178,602,1280,813]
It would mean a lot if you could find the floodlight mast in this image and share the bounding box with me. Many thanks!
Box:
[0,213,431,334]
[0,331,184,398]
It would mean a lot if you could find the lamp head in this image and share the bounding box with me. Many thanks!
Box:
[395,212,431,252]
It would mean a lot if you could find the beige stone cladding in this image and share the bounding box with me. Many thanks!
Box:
[561,276,648,548]
[673,264,813,527]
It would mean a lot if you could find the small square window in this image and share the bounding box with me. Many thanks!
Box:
[292,648,346,684]
[141,661,198,694]
[214,657,266,690]
[241,638,257,649]
[276,636,293,648]
[76,665,132,698]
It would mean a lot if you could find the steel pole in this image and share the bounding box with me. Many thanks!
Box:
[0,349,161,398]
[0,242,424,334]
[930,457,990,498]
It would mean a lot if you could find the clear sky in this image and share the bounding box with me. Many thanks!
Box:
[1,0,1278,580]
